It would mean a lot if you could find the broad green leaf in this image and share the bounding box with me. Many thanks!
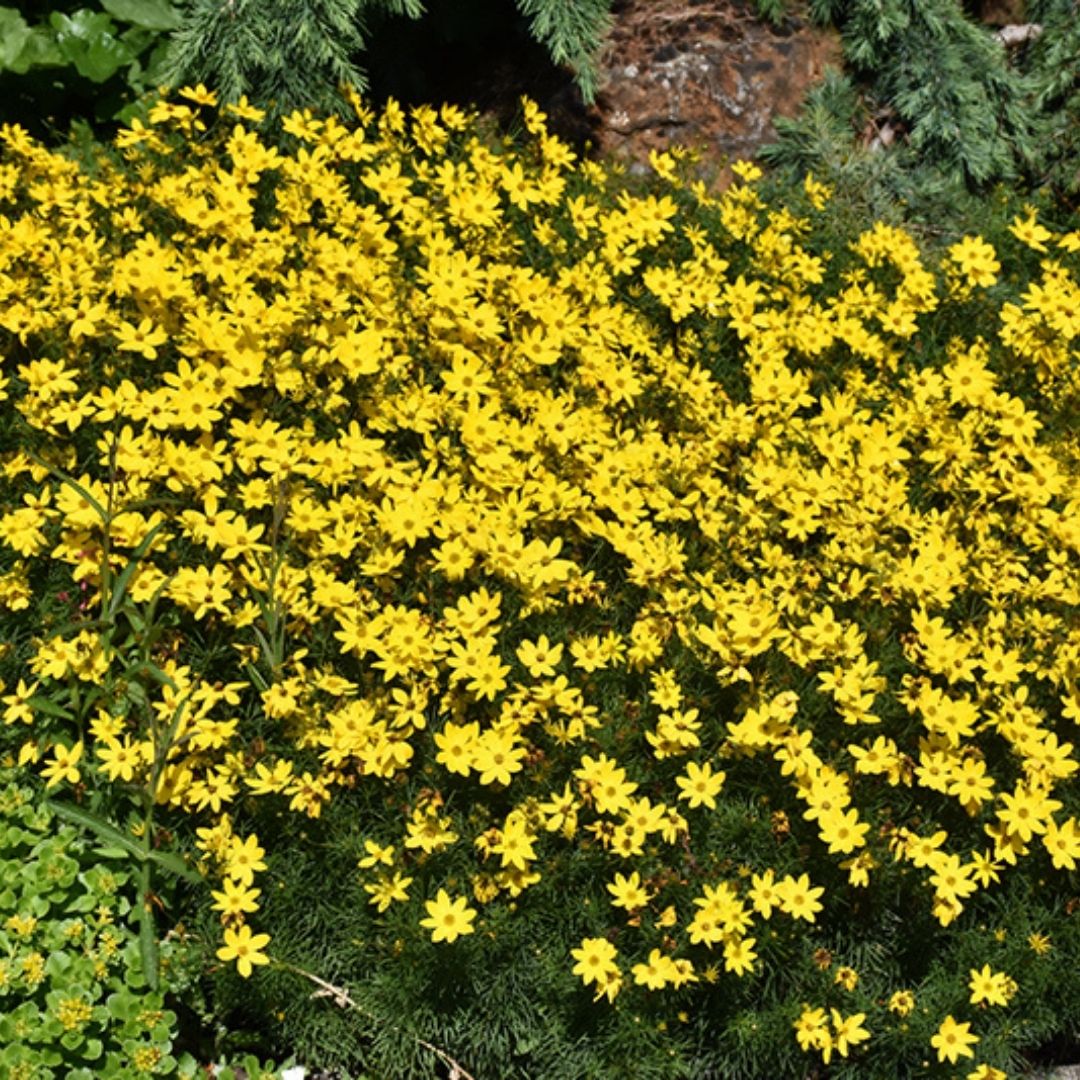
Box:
[93,844,134,859]
[106,518,170,620]
[124,679,150,710]
[40,464,108,523]
[0,8,31,69]
[8,28,64,72]
[101,0,181,31]
[48,801,201,884]
[106,989,135,1020]
[80,31,135,82]
[27,695,74,720]
[138,863,159,990]
[61,1030,86,1051]
[42,616,113,641]
[147,848,201,886]
[125,658,178,691]
[46,800,144,860]
[50,9,116,38]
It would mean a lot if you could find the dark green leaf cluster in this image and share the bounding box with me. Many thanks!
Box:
[0,0,176,133]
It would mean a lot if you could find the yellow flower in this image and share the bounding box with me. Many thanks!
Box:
[420,889,477,943]
[997,783,1061,843]
[515,633,564,678]
[794,1006,830,1053]
[364,871,413,913]
[888,990,915,1017]
[631,947,681,990]
[723,936,757,976]
[674,759,726,809]
[968,964,1015,1007]
[606,871,650,912]
[967,1065,1007,1080]
[95,737,143,783]
[749,869,781,919]
[830,1009,870,1059]
[358,839,395,869]
[1042,816,1080,870]
[433,720,479,777]
[931,1015,979,1064]
[776,872,824,923]
[114,316,168,360]
[41,741,83,789]
[947,235,1000,288]
[1028,931,1052,955]
[404,807,459,854]
[225,835,267,887]
[216,923,271,978]
[1008,207,1052,252]
[473,729,526,786]
[571,936,619,988]
[211,880,261,918]
[818,807,869,855]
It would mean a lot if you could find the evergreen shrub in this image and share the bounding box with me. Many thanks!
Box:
[0,90,1079,1077]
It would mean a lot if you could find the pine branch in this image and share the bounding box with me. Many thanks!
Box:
[513,0,612,104]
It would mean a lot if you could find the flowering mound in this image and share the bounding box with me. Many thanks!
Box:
[1,88,1079,1077]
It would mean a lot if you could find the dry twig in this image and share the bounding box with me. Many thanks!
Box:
[285,963,479,1080]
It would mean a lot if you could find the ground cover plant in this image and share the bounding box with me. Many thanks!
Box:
[0,89,1078,1077]
[0,768,286,1079]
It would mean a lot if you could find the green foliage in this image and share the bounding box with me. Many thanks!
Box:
[160,0,374,125]
[0,0,178,134]
[0,770,183,1079]
[513,0,611,104]
[0,770,291,1079]
[161,0,611,130]
[766,0,1080,199]
[1023,0,1080,197]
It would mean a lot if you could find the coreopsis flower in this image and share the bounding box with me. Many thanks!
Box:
[829,1009,870,1060]
[674,759,726,809]
[606,871,650,912]
[225,835,267,887]
[947,236,1001,289]
[420,889,477,943]
[931,1015,980,1064]
[968,964,1016,1007]
[217,923,271,978]
[888,990,916,1017]
[364,871,413,913]
[776,872,825,923]
[1008,207,1052,252]
[571,937,619,989]
[41,741,83,789]
[211,880,261,918]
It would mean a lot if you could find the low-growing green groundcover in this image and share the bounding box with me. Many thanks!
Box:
[0,88,1078,1078]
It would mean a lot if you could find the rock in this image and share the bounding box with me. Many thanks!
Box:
[366,0,843,182]
[588,0,842,173]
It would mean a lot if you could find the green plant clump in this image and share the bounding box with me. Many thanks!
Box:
[0,770,289,1079]
[0,769,179,1078]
